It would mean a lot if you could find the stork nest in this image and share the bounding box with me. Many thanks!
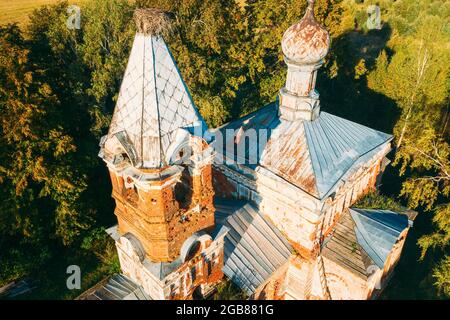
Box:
[133,8,172,36]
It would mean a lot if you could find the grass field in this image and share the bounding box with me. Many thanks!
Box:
[0,0,87,27]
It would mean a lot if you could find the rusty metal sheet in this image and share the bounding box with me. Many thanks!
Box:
[216,102,392,200]
[281,2,330,65]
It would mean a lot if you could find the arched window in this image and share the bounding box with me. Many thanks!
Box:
[174,166,193,209]
[121,233,146,262]
[186,241,201,261]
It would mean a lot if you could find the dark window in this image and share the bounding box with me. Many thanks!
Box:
[186,241,201,261]
[174,166,193,209]
[191,266,197,283]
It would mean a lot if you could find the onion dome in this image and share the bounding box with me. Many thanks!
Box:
[281,0,330,65]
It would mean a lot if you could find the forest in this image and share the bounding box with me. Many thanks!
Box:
[0,0,448,299]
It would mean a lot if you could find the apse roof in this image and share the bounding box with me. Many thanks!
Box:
[350,208,409,268]
[107,34,206,169]
[215,103,392,199]
[322,208,411,279]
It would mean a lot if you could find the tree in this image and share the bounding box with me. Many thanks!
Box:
[0,21,88,283]
[80,0,136,136]
[240,0,344,115]
[0,0,134,285]
[135,0,246,127]
[367,0,450,296]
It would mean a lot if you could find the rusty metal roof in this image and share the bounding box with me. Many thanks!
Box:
[107,34,206,168]
[321,210,374,280]
[215,103,392,199]
[214,199,292,295]
[281,0,330,64]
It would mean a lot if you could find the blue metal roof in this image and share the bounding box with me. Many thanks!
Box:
[215,103,392,199]
[304,112,392,198]
[350,208,409,268]
[214,199,292,295]
[322,208,410,278]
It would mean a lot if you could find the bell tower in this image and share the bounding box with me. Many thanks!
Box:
[99,8,215,263]
[103,136,215,263]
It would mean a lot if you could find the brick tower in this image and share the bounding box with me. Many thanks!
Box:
[99,9,224,299]
[103,137,215,262]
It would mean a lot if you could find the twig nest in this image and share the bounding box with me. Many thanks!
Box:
[133,8,172,36]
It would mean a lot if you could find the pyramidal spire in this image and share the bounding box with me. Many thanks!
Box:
[105,9,206,169]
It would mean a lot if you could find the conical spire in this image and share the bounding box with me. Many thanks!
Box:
[104,10,206,169]
[304,0,315,19]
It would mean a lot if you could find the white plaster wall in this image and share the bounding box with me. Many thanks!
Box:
[116,238,165,299]
[322,256,368,300]
[116,233,225,300]
[282,257,312,300]
[215,162,322,251]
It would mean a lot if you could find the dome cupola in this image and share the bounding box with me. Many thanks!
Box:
[278,0,330,122]
[281,0,330,65]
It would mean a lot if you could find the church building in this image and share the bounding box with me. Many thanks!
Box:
[83,1,415,300]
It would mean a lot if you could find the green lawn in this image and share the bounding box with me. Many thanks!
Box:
[0,0,87,26]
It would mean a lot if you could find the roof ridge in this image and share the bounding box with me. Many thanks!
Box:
[151,36,166,167]
[302,120,322,197]
[351,212,385,267]
[350,208,406,234]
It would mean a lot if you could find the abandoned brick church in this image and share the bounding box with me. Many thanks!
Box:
[83,1,416,300]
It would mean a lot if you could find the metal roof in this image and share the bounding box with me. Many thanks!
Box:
[322,208,410,278]
[215,103,392,199]
[281,0,330,65]
[350,208,409,268]
[107,34,206,169]
[77,274,151,300]
[321,210,375,279]
[214,199,292,295]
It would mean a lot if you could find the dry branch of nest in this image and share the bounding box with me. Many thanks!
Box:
[133,8,172,36]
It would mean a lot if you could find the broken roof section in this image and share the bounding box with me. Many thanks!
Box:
[107,34,206,169]
[214,199,292,295]
[215,103,392,199]
[322,208,411,279]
